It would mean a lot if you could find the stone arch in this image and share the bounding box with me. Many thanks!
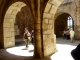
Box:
[54,12,67,21]
[3,2,26,48]
[55,0,77,30]
[43,0,64,56]
[54,12,74,37]
[54,12,75,23]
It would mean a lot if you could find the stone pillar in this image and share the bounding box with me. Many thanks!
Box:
[34,0,43,58]
[75,1,80,39]
[32,0,63,58]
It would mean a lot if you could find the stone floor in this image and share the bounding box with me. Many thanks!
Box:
[0,38,80,60]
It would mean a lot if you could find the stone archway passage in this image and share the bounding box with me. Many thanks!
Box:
[42,0,64,56]
[3,2,26,48]
[54,13,70,37]
[54,13,74,38]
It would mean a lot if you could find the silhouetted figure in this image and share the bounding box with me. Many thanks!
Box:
[71,44,80,60]
[66,29,70,40]
[31,30,34,45]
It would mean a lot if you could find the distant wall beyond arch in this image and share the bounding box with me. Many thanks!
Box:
[54,13,74,37]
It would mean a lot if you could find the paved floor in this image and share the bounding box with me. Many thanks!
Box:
[0,38,80,60]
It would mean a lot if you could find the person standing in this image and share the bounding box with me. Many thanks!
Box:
[23,28,31,49]
[66,29,70,40]
[70,28,75,43]
[31,30,34,45]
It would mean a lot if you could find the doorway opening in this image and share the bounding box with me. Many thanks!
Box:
[14,6,34,46]
[54,13,74,37]
[3,1,34,57]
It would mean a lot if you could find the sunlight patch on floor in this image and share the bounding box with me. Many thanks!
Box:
[50,44,76,60]
[6,44,34,56]
[6,43,77,60]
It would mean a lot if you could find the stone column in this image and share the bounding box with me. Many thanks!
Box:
[33,0,43,58]
[75,1,80,39]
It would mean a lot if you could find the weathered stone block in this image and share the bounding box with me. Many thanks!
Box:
[43,13,52,19]
[44,3,51,13]
[50,5,57,14]
[3,27,9,32]
[12,10,18,14]
[44,19,49,24]
[4,41,15,48]
[43,35,52,41]
[11,32,15,37]
[9,6,18,10]
[49,20,53,24]
[5,14,15,19]
[44,40,51,46]
[44,43,55,56]
[50,0,61,6]
[43,24,48,30]
[6,9,13,14]
[4,19,10,23]
[43,30,52,34]
[10,37,15,41]
[4,32,11,37]
[10,28,14,32]
[48,25,53,29]
[4,23,11,27]
[10,23,14,27]
[9,19,14,23]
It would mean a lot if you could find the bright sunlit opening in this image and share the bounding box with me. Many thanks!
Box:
[6,44,34,56]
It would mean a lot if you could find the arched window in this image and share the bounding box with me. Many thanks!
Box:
[67,16,73,29]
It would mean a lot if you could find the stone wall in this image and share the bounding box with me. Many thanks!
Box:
[43,0,63,57]
[3,2,27,48]
[55,0,80,40]
[56,1,77,25]
[54,1,80,39]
